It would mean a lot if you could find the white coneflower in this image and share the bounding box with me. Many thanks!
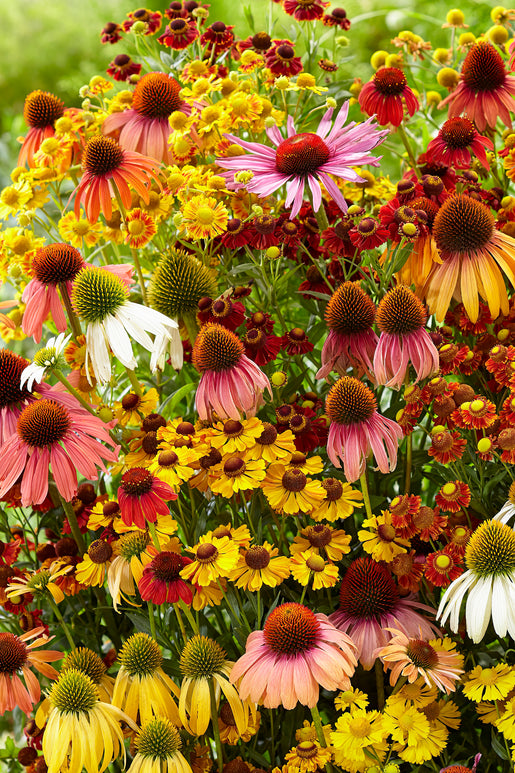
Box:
[71,265,182,384]
[20,333,71,391]
[437,515,515,643]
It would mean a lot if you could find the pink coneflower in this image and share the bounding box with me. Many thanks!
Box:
[138,550,193,604]
[325,376,403,482]
[439,41,515,132]
[73,135,162,222]
[329,557,440,670]
[426,117,493,169]
[358,67,419,126]
[375,628,464,693]
[117,468,177,530]
[103,72,188,164]
[317,282,378,380]
[0,350,35,444]
[230,602,357,709]
[22,243,84,343]
[0,627,62,714]
[192,323,271,421]
[18,90,65,167]
[217,102,387,219]
[0,393,118,506]
[373,285,439,389]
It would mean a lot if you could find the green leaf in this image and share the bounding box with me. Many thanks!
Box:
[160,383,195,414]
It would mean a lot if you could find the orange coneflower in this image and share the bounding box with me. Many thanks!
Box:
[0,627,62,714]
[18,90,65,168]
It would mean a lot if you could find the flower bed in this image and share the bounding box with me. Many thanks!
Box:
[1,2,515,772]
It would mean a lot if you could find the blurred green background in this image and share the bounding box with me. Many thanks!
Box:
[0,0,498,175]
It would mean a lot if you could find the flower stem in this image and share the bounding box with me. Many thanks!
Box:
[52,368,97,416]
[208,678,224,773]
[310,704,327,747]
[131,247,148,305]
[397,124,420,178]
[183,312,199,347]
[125,367,143,396]
[58,494,86,554]
[59,282,82,340]
[148,600,158,641]
[179,598,200,634]
[375,659,385,710]
[147,521,161,551]
[173,602,189,645]
[359,470,373,520]
[48,597,75,649]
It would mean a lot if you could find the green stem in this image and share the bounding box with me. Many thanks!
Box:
[148,600,158,641]
[179,598,199,634]
[182,312,199,348]
[58,283,82,340]
[52,368,97,415]
[131,247,148,305]
[125,367,143,396]
[313,200,329,231]
[148,521,161,551]
[310,704,327,747]
[173,602,189,645]
[375,659,385,710]
[359,471,373,521]
[397,124,420,178]
[48,597,75,649]
[58,494,86,554]
[208,679,224,773]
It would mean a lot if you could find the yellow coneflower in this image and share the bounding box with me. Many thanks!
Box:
[60,647,115,702]
[128,716,193,773]
[41,669,136,773]
[179,635,247,735]
[285,451,324,476]
[7,562,73,605]
[229,542,291,591]
[107,531,154,611]
[112,633,181,726]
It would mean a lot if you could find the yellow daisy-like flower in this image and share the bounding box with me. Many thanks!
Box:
[210,456,266,498]
[285,451,324,476]
[295,720,332,746]
[75,540,114,587]
[157,419,210,451]
[261,463,325,515]
[421,698,461,731]
[283,740,332,773]
[462,664,515,702]
[396,726,449,764]
[476,699,504,725]
[497,696,515,741]
[208,417,263,455]
[310,478,363,522]
[181,535,240,587]
[225,91,264,127]
[392,677,437,708]
[192,579,225,611]
[210,523,252,549]
[42,669,136,773]
[149,445,202,490]
[218,701,260,745]
[383,700,431,746]
[58,211,103,248]
[7,562,72,605]
[180,194,229,240]
[229,542,290,591]
[114,388,159,427]
[245,423,297,463]
[112,633,181,726]
[87,499,125,532]
[331,708,388,764]
[0,181,32,219]
[290,551,339,590]
[124,207,157,249]
[107,531,154,611]
[358,511,410,562]
[290,524,351,562]
[179,635,247,736]
[334,687,369,713]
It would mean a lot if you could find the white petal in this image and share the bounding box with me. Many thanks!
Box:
[437,570,475,631]
[494,501,515,524]
[465,576,493,643]
[104,314,137,369]
[87,322,112,384]
[491,574,510,638]
[115,304,155,350]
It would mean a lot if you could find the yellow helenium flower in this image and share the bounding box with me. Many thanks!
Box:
[261,463,325,515]
[218,700,260,744]
[181,535,240,586]
[463,664,515,702]
[396,725,449,764]
[208,417,263,455]
[229,542,290,591]
[496,697,515,741]
[358,511,410,562]
[290,524,351,562]
[331,708,388,763]
[75,540,114,587]
[334,687,369,713]
[180,194,229,240]
[290,551,339,590]
[310,478,363,522]
[283,740,332,772]
[383,700,431,746]
[421,698,461,731]
[149,445,202,490]
[114,388,159,427]
[58,211,103,248]
[285,452,324,476]
[245,423,297,463]
[210,456,266,498]
[112,633,181,726]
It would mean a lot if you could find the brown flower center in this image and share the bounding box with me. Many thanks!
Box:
[373,67,407,95]
[282,469,307,492]
[196,543,218,562]
[322,478,344,502]
[264,603,320,655]
[151,551,184,581]
[339,557,399,618]
[17,399,70,447]
[192,324,243,373]
[23,90,64,128]
[406,639,438,669]
[433,194,495,255]
[257,422,278,446]
[0,634,28,673]
[462,42,506,92]
[440,117,476,149]
[376,285,426,335]
[245,545,271,569]
[32,243,83,285]
[276,133,330,176]
[325,282,376,334]
[82,135,124,177]
[120,468,154,496]
[88,539,113,564]
[325,376,377,425]
[132,72,183,119]
[0,350,31,407]
[223,456,246,477]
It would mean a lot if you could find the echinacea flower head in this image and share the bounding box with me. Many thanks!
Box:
[112,633,181,726]
[43,668,136,773]
[424,194,515,323]
[325,376,403,482]
[18,90,65,167]
[0,627,61,715]
[73,135,162,222]
[128,716,193,773]
[60,646,115,702]
[375,629,464,694]
[217,102,387,219]
[22,243,84,343]
[438,518,515,643]
[71,264,181,383]
[316,281,378,380]
[0,349,34,443]
[192,324,271,421]
[426,117,493,169]
[373,285,439,388]
[230,602,358,710]
[102,72,187,163]
[149,248,217,323]
[329,557,440,670]
[117,468,176,530]
[179,635,247,736]
[358,67,419,126]
[20,332,71,391]
[0,395,118,506]
[439,41,515,132]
